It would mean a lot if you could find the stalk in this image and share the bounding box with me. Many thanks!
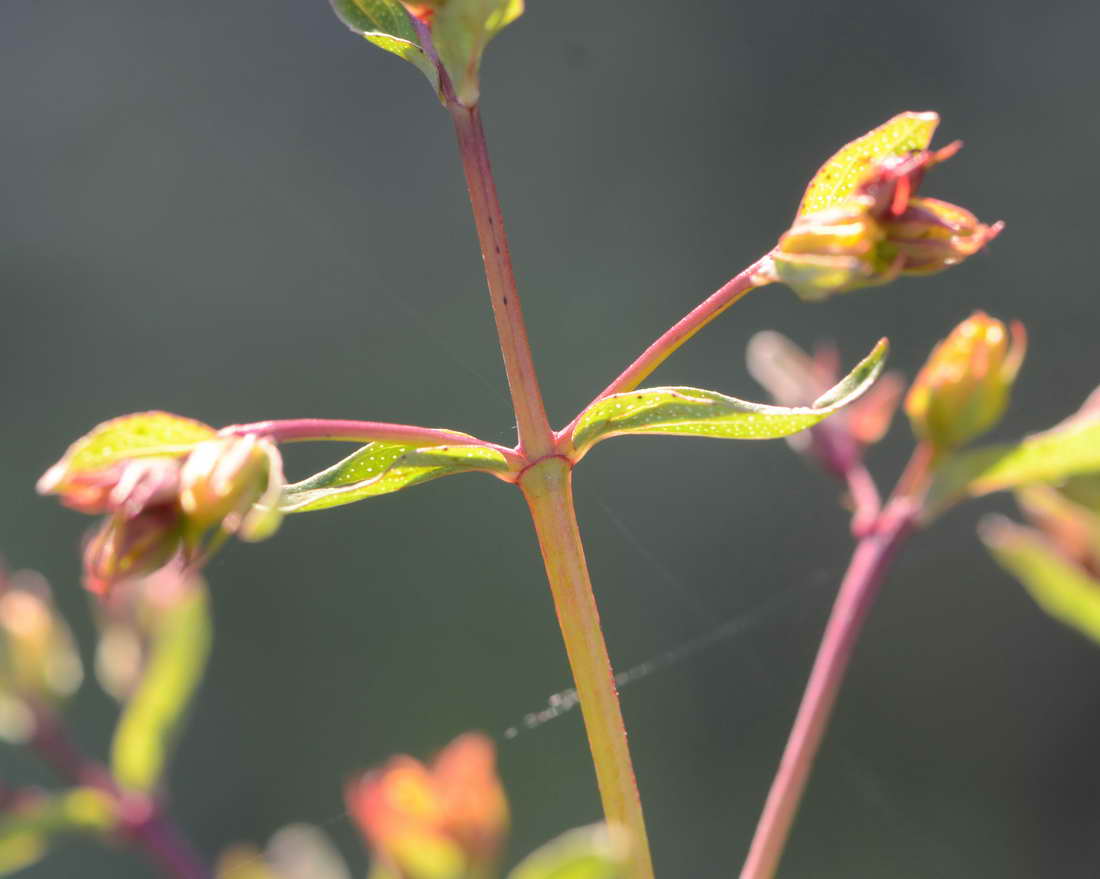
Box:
[520,456,655,879]
[738,496,920,879]
[449,102,554,459]
[558,257,772,442]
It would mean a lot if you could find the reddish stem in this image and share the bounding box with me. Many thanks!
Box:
[738,496,920,879]
[220,419,524,470]
[558,256,773,443]
[449,102,555,459]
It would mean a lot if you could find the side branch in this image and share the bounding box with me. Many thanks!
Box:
[738,498,919,879]
[220,419,523,466]
[559,256,774,442]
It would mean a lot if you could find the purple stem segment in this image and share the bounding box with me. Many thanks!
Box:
[739,497,920,879]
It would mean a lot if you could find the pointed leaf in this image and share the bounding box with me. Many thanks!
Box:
[111,585,212,792]
[797,112,940,217]
[982,517,1100,645]
[507,825,630,879]
[570,339,888,459]
[39,412,215,493]
[433,0,524,106]
[925,416,1100,520]
[330,0,439,90]
[280,441,510,513]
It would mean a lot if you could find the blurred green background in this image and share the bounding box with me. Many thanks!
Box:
[3,0,1099,875]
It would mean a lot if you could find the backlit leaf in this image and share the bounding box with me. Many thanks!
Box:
[433,0,524,106]
[982,517,1100,645]
[925,416,1100,520]
[330,0,439,91]
[38,412,215,492]
[507,824,629,879]
[569,339,888,460]
[111,585,212,792]
[280,441,510,513]
[796,112,940,217]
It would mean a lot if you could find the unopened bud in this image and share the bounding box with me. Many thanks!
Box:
[776,140,1001,301]
[905,312,1027,451]
[179,436,276,535]
[347,733,508,879]
[83,507,183,597]
[0,571,83,712]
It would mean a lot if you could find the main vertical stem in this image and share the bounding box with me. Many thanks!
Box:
[739,500,918,879]
[450,103,554,459]
[521,456,655,879]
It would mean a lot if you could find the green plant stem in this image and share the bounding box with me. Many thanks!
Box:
[520,456,655,879]
[738,495,920,879]
[449,102,554,459]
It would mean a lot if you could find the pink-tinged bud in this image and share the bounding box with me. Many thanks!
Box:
[0,570,83,735]
[346,733,509,879]
[82,506,183,597]
[775,142,1002,301]
[905,312,1027,452]
[401,1,442,22]
[179,436,279,536]
[1016,481,1100,579]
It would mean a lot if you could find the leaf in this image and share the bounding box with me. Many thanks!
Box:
[433,0,524,106]
[569,339,888,459]
[0,789,115,876]
[330,0,440,90]
[38,412,215,492]
[507,824,630,879]
[925,416,1100,520]
[982,517,1100,645]
[111,585,212,792]
[796,111,940,217]
[280,441,510,513]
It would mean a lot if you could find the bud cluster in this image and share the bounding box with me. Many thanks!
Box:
[774,143,1003,301]
[38,433,284,597]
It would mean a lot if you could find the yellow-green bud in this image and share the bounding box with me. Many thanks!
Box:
[905,312,1027,451]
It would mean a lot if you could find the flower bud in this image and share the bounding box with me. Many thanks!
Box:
[905,312,1027,451]
[82,506,183,597]
[0,570,83,740]
[775,140,1002,301]
[179,436,278,536]
[347,733,509,879]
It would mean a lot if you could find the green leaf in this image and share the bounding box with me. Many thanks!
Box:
[925,416,1100,520]
[0,789,115,876]
[797,111,940,217]
[507,825,629,879]
[111,585,212,792]
[280,441,510,513]
[330,0,440,90]
[569,339,888,459]
[38,412,216,492]
[433,0,524,106]
[982,517,1100,645]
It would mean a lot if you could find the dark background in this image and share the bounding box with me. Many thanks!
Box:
[3,1,1099,876]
